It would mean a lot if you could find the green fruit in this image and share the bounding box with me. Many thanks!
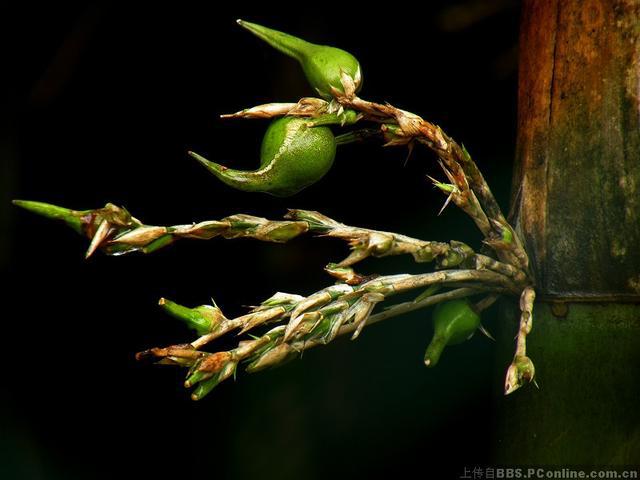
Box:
[424,299,481,367]
[237,19,362,100]
[190,117,337,197]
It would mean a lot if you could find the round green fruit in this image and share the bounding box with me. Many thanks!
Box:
[192,116,337,197]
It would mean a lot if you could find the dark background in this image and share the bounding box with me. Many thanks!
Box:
[2,1,521,478]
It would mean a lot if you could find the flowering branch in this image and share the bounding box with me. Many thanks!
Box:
[12,200,527,287]
[13,21,538,400]
[139,280,505,400]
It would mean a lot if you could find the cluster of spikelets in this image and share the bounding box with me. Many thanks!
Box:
[13,20,537,400]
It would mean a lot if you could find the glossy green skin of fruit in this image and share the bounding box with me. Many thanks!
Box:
[424,299,481,367]
[195,117,336,197]
[238,20,362,100]
[299,45,361,99]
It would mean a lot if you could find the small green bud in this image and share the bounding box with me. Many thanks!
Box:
[13,200,145,257]
[501,227,514,244]
[190,361,237,401]
[486,219,514,250]
[237,20,362,100]
[190,117,336,197]
[159,298,226,336]
[426,176,457,195]
[504,355,536,395]
[186,352,237,400]
[424,299,481,367]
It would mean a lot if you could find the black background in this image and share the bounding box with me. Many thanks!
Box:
[2,1,521,478]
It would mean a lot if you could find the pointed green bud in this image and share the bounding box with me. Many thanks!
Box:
[504,355,536,395]
[187,352,237,400]
[13,200,148,257]
[237,20,362,100]
[427,176,457,195]
[190,361,237,401]
[159,298,226,336]
[13,199,87,234]
[190,377,219,401]
[501,226,514,244]
[184,368,212,388]
[424,299,481,367]
[486,219,514,249]
[190,117,336,197]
